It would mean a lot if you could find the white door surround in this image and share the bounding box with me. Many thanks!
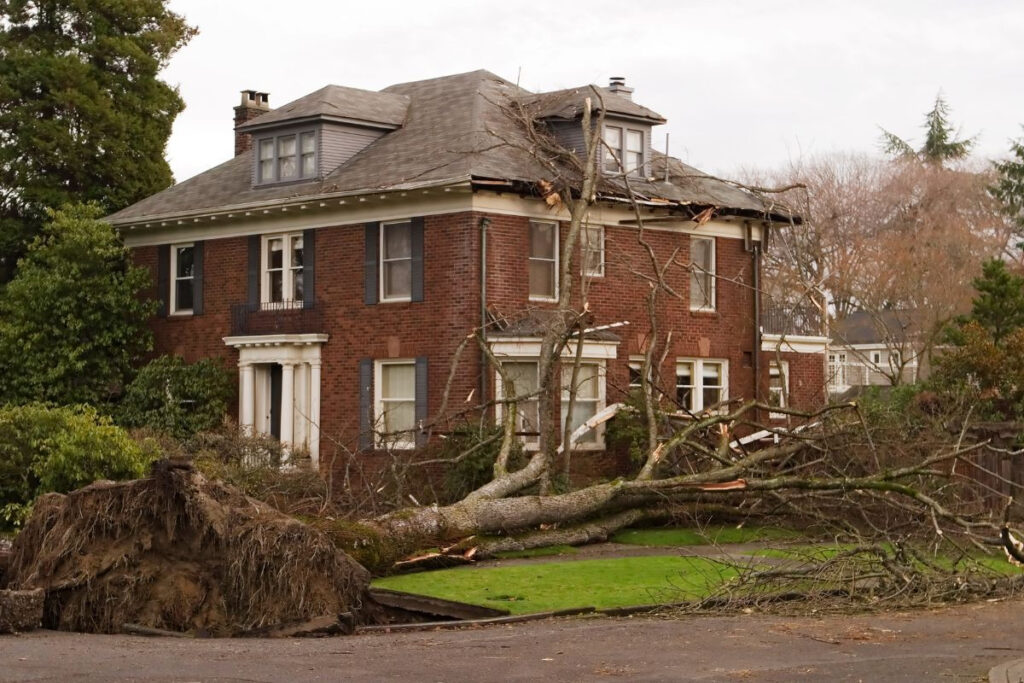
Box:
[224,333,328,468]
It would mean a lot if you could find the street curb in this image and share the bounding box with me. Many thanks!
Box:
[990,658,1024,683]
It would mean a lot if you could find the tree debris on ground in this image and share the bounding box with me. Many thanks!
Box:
[2,460,378,636]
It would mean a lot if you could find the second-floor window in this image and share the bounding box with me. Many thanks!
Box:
[690,236,716,311]
[603,126,645,176]
[263,233,303,304]
[381,220,412,301]
[529,220,558,301]
[582,225,604,277]
[257,130,316,184]
[170,243,194,315]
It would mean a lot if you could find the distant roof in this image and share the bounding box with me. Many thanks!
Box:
[833,310,914,345]
[236,84,410,130]
[108,69,795,225]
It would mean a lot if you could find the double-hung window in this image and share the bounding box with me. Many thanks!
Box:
[582,225,604,277]
[768,361,789,419]
[828,353,848,388]
[561,362,605,448]
[497,361,541,448]
[529,220,558,301]
[381,221,412,301]
[675,359,727,413]
[375,361,416,448]
[263,233,304,305]
[170,244,194,315]
[689,236,716,311]
[603,125,645,176]
[257,130,317,184]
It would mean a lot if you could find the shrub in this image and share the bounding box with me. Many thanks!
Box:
[0,404,157,528]
[440,424,526,503]
[117,356,235,440]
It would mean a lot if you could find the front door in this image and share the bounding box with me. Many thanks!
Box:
[269,363,282,439]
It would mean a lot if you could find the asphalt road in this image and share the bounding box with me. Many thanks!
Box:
[2,599,1021,682]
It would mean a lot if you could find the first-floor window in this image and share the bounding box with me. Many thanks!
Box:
[675,359,727,413]
[828,353,847,387]
[561,362,605,448]
[498,361,541,448]
[529,220,558,301]
[170,243,194,314]
[769,361,789,419]
[582,225,604,277]
[376,361,416,448]
[689,236,716,311]
[264,233,304,305]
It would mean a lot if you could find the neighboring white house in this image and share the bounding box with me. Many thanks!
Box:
[828,310,920,395]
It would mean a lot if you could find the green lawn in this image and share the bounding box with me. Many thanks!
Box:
[373,555,739,614]
[612,525,801,547]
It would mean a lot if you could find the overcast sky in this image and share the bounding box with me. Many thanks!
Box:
[161,0,1024,183]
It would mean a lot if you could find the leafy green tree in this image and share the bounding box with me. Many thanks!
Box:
[0,204,155,405]
[117,356,235,440]
[880,94,976,165]
[0,403,157,528]
[0,0,196,282]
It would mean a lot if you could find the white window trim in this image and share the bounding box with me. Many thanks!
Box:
[374,359,417,450]
[380,220,413,303]
[689,236,716,312]
[528,220,559,302]
[560,360,607,450]
[675,358,729,414]
[169,243,194,316]
[769,360,789,420]
[256,129,318,184]
[582,225,605,278]
[261,233,304,307]
[494,359,542,450]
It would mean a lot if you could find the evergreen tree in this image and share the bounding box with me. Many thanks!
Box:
[962,258,1024,342]
[991,132,1024,239]
[0,204,155,405]
[0,0,196,282]
[880,93,975,165]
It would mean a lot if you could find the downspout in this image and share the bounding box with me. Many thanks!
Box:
[479,217,491,408]
[752,226,762,405]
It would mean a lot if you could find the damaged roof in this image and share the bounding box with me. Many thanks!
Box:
[108,69,795,224]
[519,85,666,123]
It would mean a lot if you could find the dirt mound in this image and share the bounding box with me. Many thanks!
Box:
[3,462,374,635]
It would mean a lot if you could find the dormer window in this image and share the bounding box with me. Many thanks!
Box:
[603,125,645,177]
[257,130,317,184]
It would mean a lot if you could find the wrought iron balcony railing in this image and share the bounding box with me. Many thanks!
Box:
[229,300,324,336]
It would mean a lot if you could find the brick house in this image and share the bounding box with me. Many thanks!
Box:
[107,70,827,475]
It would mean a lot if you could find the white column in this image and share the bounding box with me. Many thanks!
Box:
[280,362,295,456]
[239,362,255,432]
[309,361,322,470]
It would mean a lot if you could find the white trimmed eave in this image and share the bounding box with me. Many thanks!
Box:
[224,333,329,349]
[761,333,829,355]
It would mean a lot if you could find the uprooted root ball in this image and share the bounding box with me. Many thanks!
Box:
[3,463,376,635]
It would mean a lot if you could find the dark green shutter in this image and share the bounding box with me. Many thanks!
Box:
[156,244,170,317]
[415,356,428,446]
[364,222,379,305]
[359,358,373,450]
[303,228,316,308]
[247,235,260,307]
[411,216,424,302]
[192,241,205,315]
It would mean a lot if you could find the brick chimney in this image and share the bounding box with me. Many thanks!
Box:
[234,90,270,156]
[608,76,633,101]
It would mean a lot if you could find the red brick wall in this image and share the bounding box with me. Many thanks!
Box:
[132,205,826,481]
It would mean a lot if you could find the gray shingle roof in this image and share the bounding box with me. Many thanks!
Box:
[236,84,410,130]
[108,69,794,224]
[833,310,914,345]
[520,85,666,123]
